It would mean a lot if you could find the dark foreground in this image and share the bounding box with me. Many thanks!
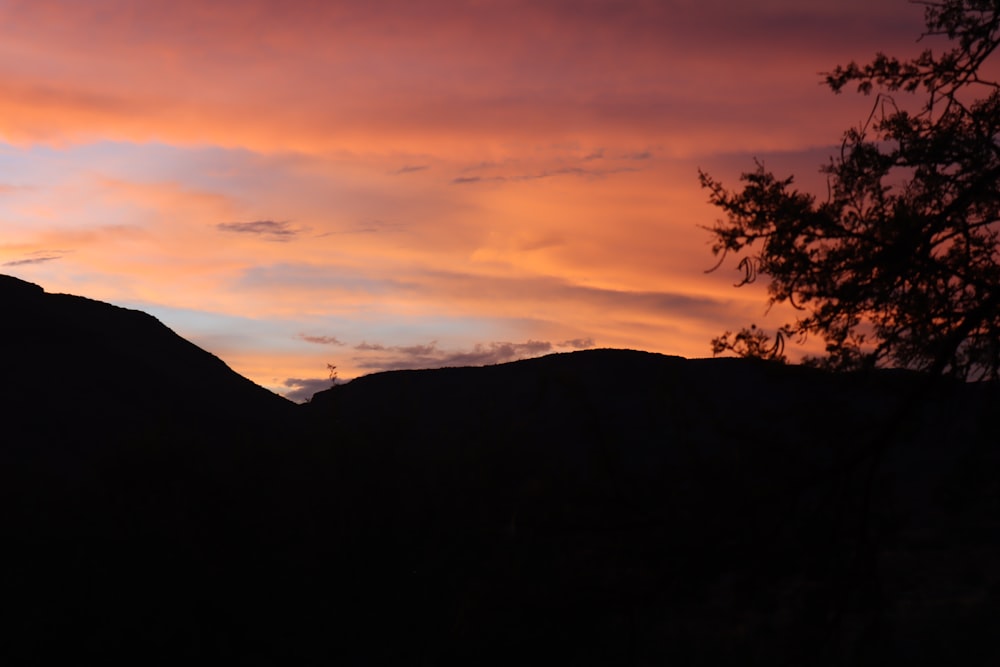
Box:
[3,275,998,664]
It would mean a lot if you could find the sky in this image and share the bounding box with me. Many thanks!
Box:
[0,0,932,400]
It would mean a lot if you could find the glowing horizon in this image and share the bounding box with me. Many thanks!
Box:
[0,1,928,400]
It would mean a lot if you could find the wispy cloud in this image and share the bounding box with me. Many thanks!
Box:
[452,166,638,184]
[282,337,595,399]
[393,164,429,174]
[280,377,334,403]
[2,251,66,266]
[216,220,300,241]
[558,338,596,349]
[353,339,554,371]
[452,150,644,185]
[299,334,345,346]
[513,166,638,181]
[415,269,738,325]
[355,341,440,356]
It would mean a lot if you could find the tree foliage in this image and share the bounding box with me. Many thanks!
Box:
[701,0,1000,380]
[710,324,788,363]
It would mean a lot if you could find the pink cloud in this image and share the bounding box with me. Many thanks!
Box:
[0,1,927,154]
[0,0,937,389]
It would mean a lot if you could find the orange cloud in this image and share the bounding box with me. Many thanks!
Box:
[0,0,929,395]
[0,0,926,155]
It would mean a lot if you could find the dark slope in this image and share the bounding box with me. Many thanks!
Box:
[1,273,293,443]
[3,275,999,664]
[304,350,1000,665]
[2,275,316,663]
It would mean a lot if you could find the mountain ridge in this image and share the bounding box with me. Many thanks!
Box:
[2,274,293,444]
[3,274,998,665]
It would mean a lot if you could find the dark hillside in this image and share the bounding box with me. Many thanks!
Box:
[1,274,294,443]
[3,275,998,664]
[304,350,1000,664]
[1,275,315,663]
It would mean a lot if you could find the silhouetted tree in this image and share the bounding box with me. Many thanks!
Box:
[711,324,788,362]
[701,0,1000,380]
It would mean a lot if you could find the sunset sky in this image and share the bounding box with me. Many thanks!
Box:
[0,0,931,400]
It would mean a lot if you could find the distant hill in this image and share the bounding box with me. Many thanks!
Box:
[304,348,999,665]
[0,274,294,444]
[3,275,998,665]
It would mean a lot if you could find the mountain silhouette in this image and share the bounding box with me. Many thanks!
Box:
[1,273,293,443]
[3,275,997,665]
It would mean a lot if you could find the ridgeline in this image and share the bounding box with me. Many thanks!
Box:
[3,275,997,665]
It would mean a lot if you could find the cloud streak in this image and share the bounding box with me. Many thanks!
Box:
[393,164,429,174]
[2,254,63,266]
[352,339,563,371]
[452,151,646,185]
[299,334,346,346]
[280,377,334,403]
[216,220,300,241]
[558,338,595,350]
